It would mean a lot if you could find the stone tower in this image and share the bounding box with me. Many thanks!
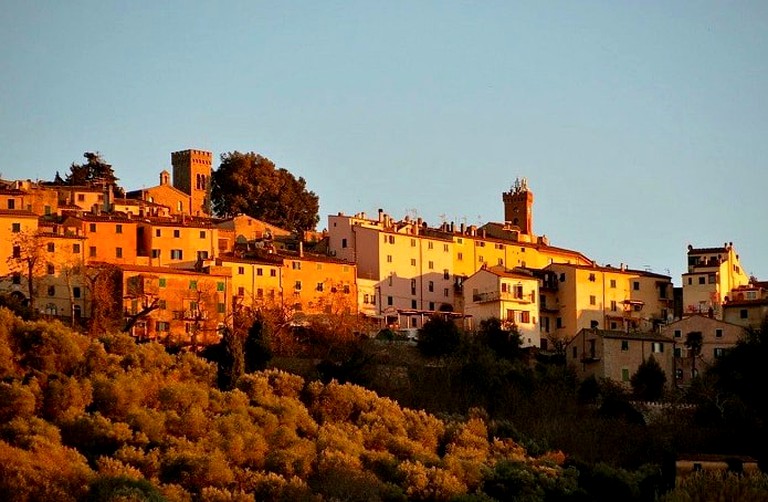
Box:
[502,177,534,237]
[171,149,212,215]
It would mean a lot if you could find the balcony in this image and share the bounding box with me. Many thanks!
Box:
[181,310,209,321]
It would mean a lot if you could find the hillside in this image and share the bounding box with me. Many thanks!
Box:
[0,308,575,501]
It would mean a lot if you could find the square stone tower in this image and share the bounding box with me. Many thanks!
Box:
[503,177,534,237]
[171,149,212,216]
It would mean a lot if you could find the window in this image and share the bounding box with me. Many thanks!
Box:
[294,281,302,291]
[633,281,640,291]
[47,263,55,275]
[155,229,161,237]
[698,276,706,285]
[189,280,197,290]
[270,269,276,277]
[236,287,245,296]
[622,368,630,382]
[158,299,166,310]
[200,230,206,239]
[478,256,484,263]
[47,285,55,296]
[411,299,417,308]
[89,246,96,257]
[11,223,20,233]
[559,273,565,282]
[590,320,599,329]
[610,300,617,312]
[389,235,395,244]
[708,274,716,284]
[556,317,562,329]
[73,243,81,253]
[497,258,503,266]
[409,238,416,247]
[237,266,244,275]
[173,229,180,238]
[674,329,681,338]
[197,250,208,261]
[411,279,417,295]
[652,342,664,353]
[387,296,393,306]
[427,242,433,250]
[610,321,617,329]
[572,347,577,359]
[687,277,692,285]
[443,244,449,252]
[714,348,725,358]
[343,284,350,294]
[170,250,183,259]
[6,200,14,210]
[216,282,225,292]
[151,249,160,258]
[316,282,324,292]
[520,311,530,323]
[444,288,449,297]
[513,284,524,299]
[218,303,226,314]
[715,329,723,338]
[89,223,96,232]
[47,243,55,252]
[116,247,123,258]
[429,301,435,310]
[410,259,416,266]
[341,238,348,248]
[610,279,616,288]
[292,261,301,270]
[428,281,434,292]
[12,246,20,258]
[73,286,81,298]
[44,205,51,216]
[386,255,393,263]
[740,309,748,319]
[589,295,596,306]
[621,340,629,351]
[159,278,167,287]
[116,224,123,234]
[457,252,463,261]
[676,368,683,380]
[428,261,434,269]
[156,321,170,332]
[588,273,596,282]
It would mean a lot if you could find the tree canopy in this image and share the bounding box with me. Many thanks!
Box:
[211,152,320,234]
[64,152,119,186]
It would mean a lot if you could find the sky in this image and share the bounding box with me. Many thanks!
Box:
[2,1,767,285]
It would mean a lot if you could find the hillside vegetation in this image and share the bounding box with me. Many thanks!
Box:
[0,309,576,501]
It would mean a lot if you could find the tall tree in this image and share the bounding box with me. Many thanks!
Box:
[65,152,119,186]
[630,356,667,401]
[211,151,320,234]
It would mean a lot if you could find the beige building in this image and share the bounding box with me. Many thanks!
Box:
[541,263,673,349]
[682,244,749,318]
[661,314,744,386]
[567,328,675,387]
[463,266,541,347]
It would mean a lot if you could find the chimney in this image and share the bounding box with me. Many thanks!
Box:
[103,184,114,213]
[378,208,384,223]
[460,223,465,234]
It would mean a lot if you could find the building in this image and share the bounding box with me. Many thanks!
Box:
[541,263,673,349]
[567,328,675,387]
[120,263,232,345]
[462,266,541,347]
[682,244,749,318]
[661,314,744,386]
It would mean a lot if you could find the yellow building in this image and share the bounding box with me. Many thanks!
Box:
[328,211,454,327]
[126,170,193,216]
[62,213,139,266]
[542,263,673,349]
[280,251,357,316]
[215,214,291,254]
[120,263,232,345]
[463,266,541,347]
[136,217,219,268]
[219,254,283,311]
[682,244,749,318]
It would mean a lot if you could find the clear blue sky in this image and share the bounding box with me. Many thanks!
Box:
[2,1,767,284]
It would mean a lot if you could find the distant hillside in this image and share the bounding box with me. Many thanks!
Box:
[0,308,575,501]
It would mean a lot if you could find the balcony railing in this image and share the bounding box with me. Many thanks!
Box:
[472,291,535,304]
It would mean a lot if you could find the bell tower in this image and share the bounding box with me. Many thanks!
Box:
[171,149,212,216]
[502,177,534,237]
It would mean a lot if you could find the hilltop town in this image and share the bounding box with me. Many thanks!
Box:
[1,148,765,390]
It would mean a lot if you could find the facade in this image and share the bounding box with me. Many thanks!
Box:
[135,218,219,268]
[567,328,675,387]
[463,266,541,347]
[541,263,673,349]
[121,264,232,345]
[681,244,749,318]
[661,314,744,386]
